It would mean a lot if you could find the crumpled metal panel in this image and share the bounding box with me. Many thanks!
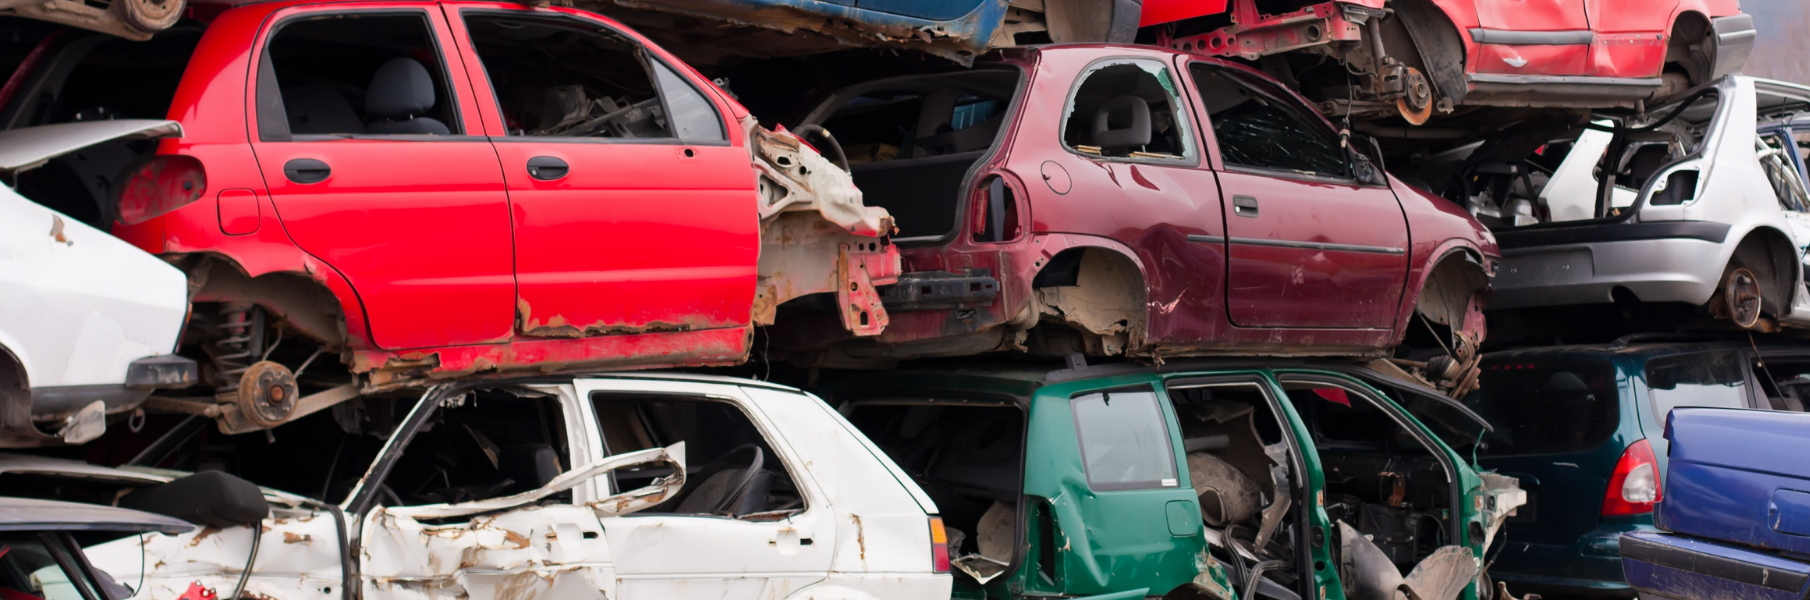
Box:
[745,117,901,336]
[591,0,1005,64]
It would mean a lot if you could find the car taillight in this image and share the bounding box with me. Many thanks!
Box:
[971,173,1022,243]
[117,155,206,225]
[1602,438,1662,516]
[929,516,950,573]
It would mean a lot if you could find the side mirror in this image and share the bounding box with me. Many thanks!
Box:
[385,442,688,520]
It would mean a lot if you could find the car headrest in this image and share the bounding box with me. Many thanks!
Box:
[366,57,437,120]
[1093,95,1151,151]
[499,443,562,494]
[119,471,269,529]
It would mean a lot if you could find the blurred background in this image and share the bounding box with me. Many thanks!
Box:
[1749,0,1810,83]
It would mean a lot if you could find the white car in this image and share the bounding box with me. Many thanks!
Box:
[1438,76,1810,330]
[0,120,197,446]
[4,373,952,600]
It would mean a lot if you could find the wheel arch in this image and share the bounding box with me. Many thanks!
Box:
[1404,242,1491,342]
[1666,9,1715,85]
[180,252,363,351]
[1727,225,1799,319]
[1024,239,1150,355]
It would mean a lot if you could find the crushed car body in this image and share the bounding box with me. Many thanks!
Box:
[13,373,950,600]
[768,44,1495,394]
[0,119,199,448]
[0,3,901,433]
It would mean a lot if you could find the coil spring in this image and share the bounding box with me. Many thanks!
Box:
[211,302,261,392]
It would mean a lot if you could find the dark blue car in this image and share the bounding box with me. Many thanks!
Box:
[1464,338,1810,597]
[1622,407,1810,600]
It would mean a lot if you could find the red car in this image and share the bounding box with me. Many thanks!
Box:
[1139,0,1752,124]
[772,44,1497,392]
[0,1,897,432]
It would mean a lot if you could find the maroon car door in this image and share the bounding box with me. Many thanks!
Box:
[447,6,758,338]
[1185,63,1409,330]
[247,5,516,350]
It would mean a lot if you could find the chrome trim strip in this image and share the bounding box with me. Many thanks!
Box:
[1227,236,1405,255]
[1186,234,1226,244]
[1468,28,1595,45]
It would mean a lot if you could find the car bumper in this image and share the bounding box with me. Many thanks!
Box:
[1490,237,1728,309]
[1622,530,1810,600]
[1488,525,1651,597]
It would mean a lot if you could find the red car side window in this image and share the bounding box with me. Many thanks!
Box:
[257,12,464,139]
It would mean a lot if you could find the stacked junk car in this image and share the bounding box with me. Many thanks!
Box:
[7,0,1810,599]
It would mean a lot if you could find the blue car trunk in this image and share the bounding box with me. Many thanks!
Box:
[1657,408,1810,553]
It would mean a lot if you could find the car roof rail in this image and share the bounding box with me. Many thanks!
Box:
[1608,332,1747,350]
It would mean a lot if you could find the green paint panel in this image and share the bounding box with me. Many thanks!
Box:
[1166,500,1200,536]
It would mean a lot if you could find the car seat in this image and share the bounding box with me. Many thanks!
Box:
[1092,95,1151,154]
[365,57,449,135]
[498,443,562,495]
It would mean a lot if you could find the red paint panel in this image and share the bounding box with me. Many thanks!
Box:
[252,139,516,349]
[1473,0,1589,31]
[1585,0,1677,32]
[355,324,751,383]
[215,188,259,235]
[1217,170,1408,329]
[1474,43,1591,75]
[492,141,759,335]
[1139,0,1231,27]
[1587,32,1669,78]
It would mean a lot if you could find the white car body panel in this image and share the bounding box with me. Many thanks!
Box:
[71,376,951,600]
[0,119,190,444]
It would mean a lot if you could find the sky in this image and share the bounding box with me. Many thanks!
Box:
[1745,0,1810,84]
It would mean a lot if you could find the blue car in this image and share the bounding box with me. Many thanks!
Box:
[1622,407,1810,600]
[577,0,1141,63]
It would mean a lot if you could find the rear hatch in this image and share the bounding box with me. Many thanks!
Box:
[1468,354,1626,545]
[1658,407,1810,554]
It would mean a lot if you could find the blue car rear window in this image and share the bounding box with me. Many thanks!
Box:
[1467,358,1620,455]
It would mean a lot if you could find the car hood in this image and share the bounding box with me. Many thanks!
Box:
[0,120,181,175]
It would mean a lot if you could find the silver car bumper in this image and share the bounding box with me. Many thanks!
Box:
[1491,237,1729,309]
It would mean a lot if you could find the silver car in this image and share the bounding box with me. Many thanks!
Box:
[1463,76,1810,330]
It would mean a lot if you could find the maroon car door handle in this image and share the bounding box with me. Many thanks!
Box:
[1232,195,1259,217]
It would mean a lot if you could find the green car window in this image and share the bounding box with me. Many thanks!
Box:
[1071,387,1179,491]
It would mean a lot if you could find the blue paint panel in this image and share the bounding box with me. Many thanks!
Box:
[854,0,988,21]
[1623,560,1801,600]
[1658,408,1810,554]
[1771,489,1810,537]
[1621,531,1810,600]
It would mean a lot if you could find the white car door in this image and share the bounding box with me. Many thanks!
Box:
[573,378,836,600]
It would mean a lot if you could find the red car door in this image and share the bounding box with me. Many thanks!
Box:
[1583,0,1676,77]
[446,6,758,338]
[1470,0,1593,75]
[247,4,516,350]
[1186,63,1409,330]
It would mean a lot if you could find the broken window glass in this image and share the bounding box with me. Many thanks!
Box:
[1190,64,1347,178]
[1070,387,1178,491]
[1061,60,1194,161]
[465,15,673,139]
[379,390,571,507]
[261,13,462,136]
[592,394,804,519]
[1647,352,1751,422]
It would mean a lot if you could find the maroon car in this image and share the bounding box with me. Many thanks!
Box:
[772,44,1497,389]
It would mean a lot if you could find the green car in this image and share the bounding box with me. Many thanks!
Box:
[822,359,1527,600]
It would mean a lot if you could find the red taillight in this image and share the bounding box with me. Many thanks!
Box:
[117,155,206,225]
[929,516,950,573]
[1602,438,1662,516]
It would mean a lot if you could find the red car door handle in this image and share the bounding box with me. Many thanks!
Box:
[527,156,569,181]
[283,158,331,184]
[1233,195,1259,217]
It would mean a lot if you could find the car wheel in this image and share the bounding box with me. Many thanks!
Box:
[113,0,184,34]
[1724,267,1764,329]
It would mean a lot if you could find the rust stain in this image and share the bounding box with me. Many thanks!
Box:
[189,526,221,547]
[504,530,531,549]
[282,532,312,544]
[851,514,866,564]
[48,215,71,246]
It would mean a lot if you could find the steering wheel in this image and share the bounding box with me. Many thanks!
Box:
[672,443,766,516]
[792,124,850,173]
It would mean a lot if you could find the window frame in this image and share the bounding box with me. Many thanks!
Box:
[1068,384,1182,492]
[1057,56,1201,168]
[1642,350,1761,425]
[456,9,731,147]
[1163,374,1307,491]
[253,7,476,142]
[1184,61,1365,185]
[586,390,813,519]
